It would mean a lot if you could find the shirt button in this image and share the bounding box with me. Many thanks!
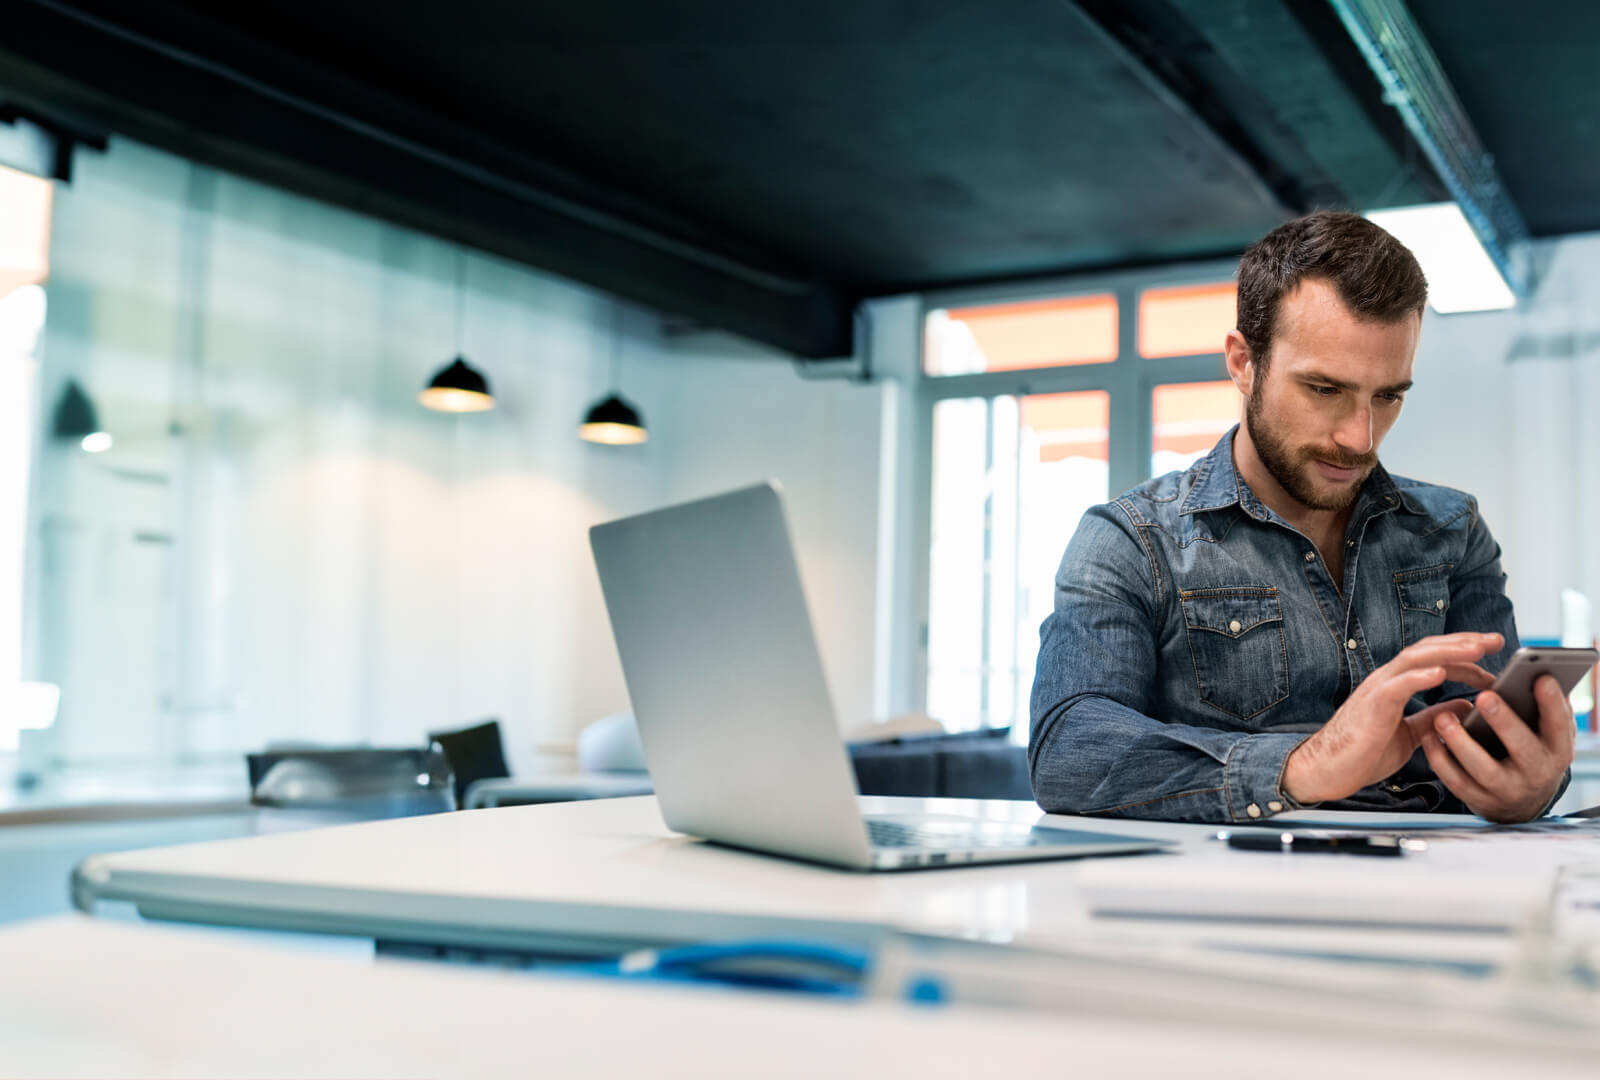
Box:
[1346,638,1358,650]
[1347,539,1355,548]
[1246,804,1262,819]
[1436,599,1446,610]
[1229,619,1242,633]
[1267,801,1283,813]
[1304,551,1316,562]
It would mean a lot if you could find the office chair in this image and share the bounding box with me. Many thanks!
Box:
[246,746,456,821]
[427,719,511,808]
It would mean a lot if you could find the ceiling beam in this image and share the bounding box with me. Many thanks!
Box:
[1071,0,1318,214]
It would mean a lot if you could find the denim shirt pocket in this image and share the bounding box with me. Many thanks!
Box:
[1395,564,1453,648]
[1179,587,1290,720]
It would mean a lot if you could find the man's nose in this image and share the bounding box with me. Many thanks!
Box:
[1333,405,1374,455]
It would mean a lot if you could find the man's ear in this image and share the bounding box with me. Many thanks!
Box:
[1224,330,1256,396]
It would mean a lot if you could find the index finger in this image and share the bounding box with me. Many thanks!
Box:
[1408,631,1504,653]
[1392,634,1505,670]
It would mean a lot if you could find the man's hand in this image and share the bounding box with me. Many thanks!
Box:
[1417,675,1574,823]
[1282,633,1502,805]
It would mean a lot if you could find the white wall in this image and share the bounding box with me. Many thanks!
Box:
[1382,231,1600,640]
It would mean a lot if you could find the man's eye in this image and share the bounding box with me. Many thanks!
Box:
[1378,392,1404,404]
[1311,385,1339,397]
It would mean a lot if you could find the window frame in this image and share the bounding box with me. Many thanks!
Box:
[908,257,1239,729]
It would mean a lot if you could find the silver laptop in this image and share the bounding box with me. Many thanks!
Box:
[589,482,1169,871]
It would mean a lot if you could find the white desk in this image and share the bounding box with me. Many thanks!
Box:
[72,796,1578,968]
[74,797,1098,954]
[8,914,1600,1079]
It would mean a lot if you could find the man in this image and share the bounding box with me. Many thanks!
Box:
[1028,211,1571,824]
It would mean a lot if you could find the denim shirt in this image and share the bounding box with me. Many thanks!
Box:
[1028,427,1553,823]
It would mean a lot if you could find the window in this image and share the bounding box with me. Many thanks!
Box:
[926,392,1108,733]
[0,165,52,756]
[1152,380,1239,475]
[919,271,1234,735]
[924,294,1117,375]
[1138,282,1236,358]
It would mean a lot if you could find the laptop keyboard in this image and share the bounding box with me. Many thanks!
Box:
[867,819,1046,850]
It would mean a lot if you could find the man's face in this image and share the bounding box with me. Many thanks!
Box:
[1244,278,1420,513]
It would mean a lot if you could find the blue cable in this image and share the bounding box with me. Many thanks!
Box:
[564,939,872,996]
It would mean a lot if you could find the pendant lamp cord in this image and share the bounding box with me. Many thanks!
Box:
[611,303,623,391]
[454,248,467,357]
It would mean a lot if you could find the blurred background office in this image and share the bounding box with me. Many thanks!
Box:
[3,1,1600,863]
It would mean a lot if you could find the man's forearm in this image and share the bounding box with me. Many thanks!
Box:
[1030,693,1310,823]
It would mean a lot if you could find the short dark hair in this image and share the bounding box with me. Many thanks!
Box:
[1235,210,1427,369]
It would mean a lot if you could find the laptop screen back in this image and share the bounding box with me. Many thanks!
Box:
[589,483,873,868]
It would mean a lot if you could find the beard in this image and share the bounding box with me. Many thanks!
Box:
[1244,386,1376,513]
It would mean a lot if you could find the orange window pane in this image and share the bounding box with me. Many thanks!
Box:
[1021,390,1109,464]
[1152,381,1238,467]
[1138,283,1235,358]
[925,294,1117,375]
[0,164,52,296]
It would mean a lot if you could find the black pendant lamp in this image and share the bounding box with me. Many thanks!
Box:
[52,379,112,453]
[420,250,495,413]
[580,393,648,445]
[420,355,494,413]
[580,306,648,445]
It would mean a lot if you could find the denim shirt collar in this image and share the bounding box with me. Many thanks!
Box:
[1179,426,1425,528]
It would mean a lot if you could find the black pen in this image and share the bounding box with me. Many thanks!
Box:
[1213,830,1411,856]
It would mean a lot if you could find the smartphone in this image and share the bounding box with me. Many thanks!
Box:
[1460,646,1598,759]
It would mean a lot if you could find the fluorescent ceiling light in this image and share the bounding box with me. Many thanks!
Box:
[1364,203,1516,315]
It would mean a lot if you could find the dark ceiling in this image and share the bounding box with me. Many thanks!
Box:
[1,0,1592,357]
[1409,0,1600,239]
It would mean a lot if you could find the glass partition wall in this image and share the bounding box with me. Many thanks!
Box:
[0,165,53,766]
[3,136,661,797]
[12,142,469,787]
